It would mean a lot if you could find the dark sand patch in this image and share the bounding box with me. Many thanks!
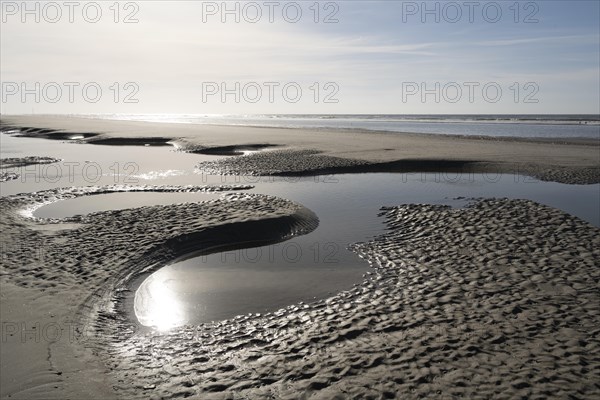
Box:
[0,170,20,182]
[1,122,170,147]
[196,149,600,184]
[0,156,61,182]
[184,143,279,156]
[0,156,61,169]
[0,124,98,141]
[197,149,372,176]
[86,137,173,146]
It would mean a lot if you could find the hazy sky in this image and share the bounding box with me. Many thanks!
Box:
[1,0,599,114]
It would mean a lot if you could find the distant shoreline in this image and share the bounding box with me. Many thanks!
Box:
[3,113,600,137]
[2,114,599,184]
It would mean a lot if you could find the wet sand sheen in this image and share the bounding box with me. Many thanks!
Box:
[133,264,367,329]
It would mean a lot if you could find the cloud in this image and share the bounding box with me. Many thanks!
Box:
[1,2,598,113]
[476,34,599,47]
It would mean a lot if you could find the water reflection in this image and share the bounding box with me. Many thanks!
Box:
[134,274,185,331]
[133,243,368,328]
[34,192,222,219]
[133,173,599,329]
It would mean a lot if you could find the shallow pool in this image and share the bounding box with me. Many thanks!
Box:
[33,191,223,219]
[134,173,600,328]
[3,132,598,329]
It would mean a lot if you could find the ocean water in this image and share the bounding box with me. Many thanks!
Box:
[82,114,600,139]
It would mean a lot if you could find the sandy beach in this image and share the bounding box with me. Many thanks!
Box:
[2,115,599,184]
[1,181,317,398]
[1,115,599,399]
[3,0,600,397]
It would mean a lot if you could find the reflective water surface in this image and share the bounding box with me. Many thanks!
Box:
[135,173,599,328]
[2,133,598,329]
[33,191,222,219]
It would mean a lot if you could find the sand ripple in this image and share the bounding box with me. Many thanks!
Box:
[2,186,599,398]
[196,149,371,176]
[84,198,600,399]
[196,149,600,184]
[0,156,61,182]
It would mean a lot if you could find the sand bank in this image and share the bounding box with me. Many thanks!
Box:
[78,198,598,399]
[2,115,599,184]
[0,184,318,399]
[0,156,61,182]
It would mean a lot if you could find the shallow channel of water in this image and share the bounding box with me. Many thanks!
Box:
[134,173,599,328]
[2,133,598,329]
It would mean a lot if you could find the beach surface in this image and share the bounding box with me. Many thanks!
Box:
[0,182,317,399]
[1,188,598,398]
[2,115,599,184]
[1,115,599,399]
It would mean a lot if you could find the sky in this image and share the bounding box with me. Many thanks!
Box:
[1,0,599,114]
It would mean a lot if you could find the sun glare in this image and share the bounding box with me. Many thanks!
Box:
[134,274,185,331]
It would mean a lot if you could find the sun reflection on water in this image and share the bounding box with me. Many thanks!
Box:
[134,274,185,331]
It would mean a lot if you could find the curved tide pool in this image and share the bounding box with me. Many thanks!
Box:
[133,173,600,329]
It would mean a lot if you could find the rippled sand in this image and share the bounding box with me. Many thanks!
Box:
[1,118,599,399]
[0,156,61,182]
[2,181,598,398]
[0,183,318,398]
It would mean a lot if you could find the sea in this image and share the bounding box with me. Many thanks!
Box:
[80,114,600,139]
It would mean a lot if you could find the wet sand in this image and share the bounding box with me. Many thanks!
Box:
[0,182,317,399]
[0,156,61,182]
[4,194,595,398]
[1,116,599,399]
[2,115,599,184]
[104,199,598,399]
